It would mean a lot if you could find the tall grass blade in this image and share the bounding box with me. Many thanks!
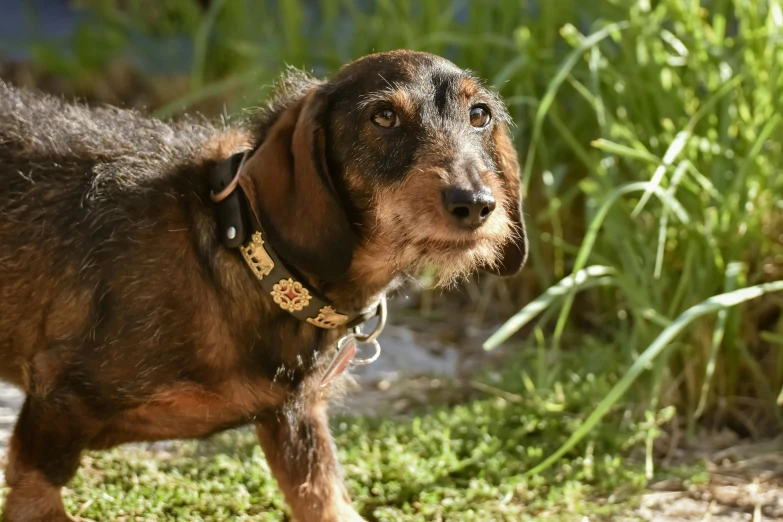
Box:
[191,0,230,90]
[630,130,690,218]
[525,280,783,477]
[522,22,630,189]
[483,266,616,350]
[551,182,690,352]
[153,71,261,119]
[694,262,744,418]
[654,161,690,279]
[631,75,744,217]
[590,139,659,164]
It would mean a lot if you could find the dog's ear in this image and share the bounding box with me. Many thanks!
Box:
[239,90,356,282]
[485,123,528,276]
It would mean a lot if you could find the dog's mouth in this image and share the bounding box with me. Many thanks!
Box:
[417,234,482,251]
[415,213,509,248]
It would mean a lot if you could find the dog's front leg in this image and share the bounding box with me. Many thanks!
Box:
[256,401,364,522]
[4,395,93,522]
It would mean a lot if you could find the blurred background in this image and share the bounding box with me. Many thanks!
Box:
[1,0,782,520]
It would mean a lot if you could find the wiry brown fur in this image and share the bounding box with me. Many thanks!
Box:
[0,50,526,521]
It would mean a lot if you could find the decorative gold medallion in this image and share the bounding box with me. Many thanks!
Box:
[271,278,312,312]
[240,232,274,280]
[307,306,350,329]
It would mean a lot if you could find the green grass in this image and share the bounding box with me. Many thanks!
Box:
[1,342,702,521]
[487,0,783,433]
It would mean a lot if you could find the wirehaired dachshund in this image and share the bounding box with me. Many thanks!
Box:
[0,50,527,521]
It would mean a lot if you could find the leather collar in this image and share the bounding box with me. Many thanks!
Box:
[209,151,378,330]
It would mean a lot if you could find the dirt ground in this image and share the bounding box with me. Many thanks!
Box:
[638,438,783,522]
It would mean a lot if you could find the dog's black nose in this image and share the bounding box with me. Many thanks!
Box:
[442,187,496,229]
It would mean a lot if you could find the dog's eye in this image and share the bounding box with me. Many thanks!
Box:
[372,108,400,128]
[469,106,491,128]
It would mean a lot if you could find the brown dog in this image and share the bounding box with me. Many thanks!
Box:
[0,50,527,521]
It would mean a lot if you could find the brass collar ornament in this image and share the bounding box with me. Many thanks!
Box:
[209,151,386,384]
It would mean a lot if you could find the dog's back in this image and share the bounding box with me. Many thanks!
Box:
[0,83,217,387]
[0,81,214,166]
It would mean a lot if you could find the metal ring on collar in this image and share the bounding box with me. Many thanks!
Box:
[350,336,382,366]
[354,295,387,344]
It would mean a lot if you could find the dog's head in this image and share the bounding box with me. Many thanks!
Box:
[240,50,527,288]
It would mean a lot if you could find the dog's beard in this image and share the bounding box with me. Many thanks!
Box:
[391,215,511,287]
[418,239,502,287]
